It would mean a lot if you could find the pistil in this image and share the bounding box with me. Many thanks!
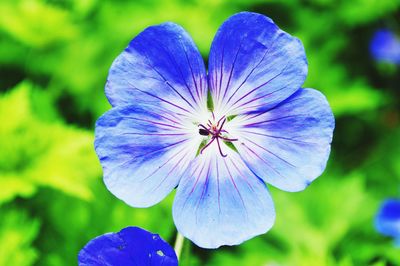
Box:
[198,116,238,157]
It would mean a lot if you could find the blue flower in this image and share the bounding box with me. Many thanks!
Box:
[95,12,334,248]
[78,226,178,265]
[370,29,400,64]
[375,199,400,246]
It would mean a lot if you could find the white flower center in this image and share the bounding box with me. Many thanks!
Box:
[197,113,238,157]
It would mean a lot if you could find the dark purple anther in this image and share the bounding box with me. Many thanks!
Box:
[199,128,210,136]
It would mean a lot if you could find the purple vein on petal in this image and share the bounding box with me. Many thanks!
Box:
[110,49,196,113]
[161,40,198,105]
[243,136,296,168]
[106,139,187,179]
[131,87,192,114]
[243,114,311,128]
[129,99,185,125]
[229,157,255,193]
[236,85,289,109]
[229,157,267,209]
[196,161,212,224]
[141,37,197,105]
[181,162,205,211]
[151,149,190,192]
[179,38,202,102]
[222,40,243,100]
[224,36,277,107]
[212,44,218,96]
[244,96,306,120]
[121,132,187,136]
[142,145,188,182]
[218,43,226,100]
[108,139,189,173]
[230,63,289,109]
[242,143,287,180]
[239,130,320,145]
[157,111,187,125]
[142,51,196,111]
[215,157,221,214]
[223,158,248,218]
[124,117,184,130]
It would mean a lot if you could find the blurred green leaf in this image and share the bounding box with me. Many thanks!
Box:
[338,0,400,26]
[0,81,101,203]
[0,0,78,48]
[325,80,386,116]
[0,207,40,266]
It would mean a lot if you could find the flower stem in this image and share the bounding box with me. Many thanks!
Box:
[174,231,185,261]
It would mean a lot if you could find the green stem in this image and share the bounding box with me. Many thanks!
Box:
[174,231,185,261]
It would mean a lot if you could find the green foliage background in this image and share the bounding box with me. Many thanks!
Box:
[1,0,399,265]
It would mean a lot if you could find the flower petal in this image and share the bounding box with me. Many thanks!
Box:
[370,29,400,64]
[106,22,207,114]
[172,151,275,249]
[229,88,334,192]
[208,12,307,115]
[78,226,178,266]
[95,104,198,207]
[375,199,400,239]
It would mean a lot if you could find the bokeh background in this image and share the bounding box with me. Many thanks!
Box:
[1,0,400,265]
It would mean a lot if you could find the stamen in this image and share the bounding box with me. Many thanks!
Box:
[200,137,216,154]
[218,118,226,132]
[216,137,227,157]
[197,115,238,157]
[216,116,225,127]
[219,136,238,141]
[198,124,212,134]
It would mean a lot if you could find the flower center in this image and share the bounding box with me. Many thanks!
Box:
[197,114,238,157]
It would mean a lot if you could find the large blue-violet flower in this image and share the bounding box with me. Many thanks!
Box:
[375,199,400,247]
[78,226,178,265]
[370,29,400,64]
[95,12,335,248]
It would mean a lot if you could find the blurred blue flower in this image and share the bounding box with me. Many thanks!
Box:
[370,29,400,64]
[95,12,334,248]
[78,226,178,265]
[375,199,400,246]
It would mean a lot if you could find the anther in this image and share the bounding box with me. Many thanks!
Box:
[199,128,209,136]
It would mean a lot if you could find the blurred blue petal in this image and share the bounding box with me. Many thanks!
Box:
[370,29,400,64]
[78,226,178,266]
[231,88,334,192]
[375,199,400,240]
[208,12,307,115]
[106,22,207,113]
[173,151,275,248]
[95,104,197,207]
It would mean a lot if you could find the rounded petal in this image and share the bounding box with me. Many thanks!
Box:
[78,226,178,266]
[95,104,198,207]
[228,88,334,192]
[375,199,400,239]
[172,151,275,249]
[106,22,207,114]
[208,12,307,115]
